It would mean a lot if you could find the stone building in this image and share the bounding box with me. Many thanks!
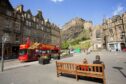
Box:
[102,13,126,51]
[91,25,104,50]
[91,13,126,51]
[0,0,20,59]
[0,0,60,59]
[51,24,61,47]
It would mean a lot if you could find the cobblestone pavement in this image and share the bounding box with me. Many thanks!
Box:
[0,50,126,84]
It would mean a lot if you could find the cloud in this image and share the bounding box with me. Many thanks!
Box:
[50,0,64,3]
[113,4,124,15]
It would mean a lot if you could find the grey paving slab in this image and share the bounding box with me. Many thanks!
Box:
[0,50,126,84]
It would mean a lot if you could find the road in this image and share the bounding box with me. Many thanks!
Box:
[0,50,126,84]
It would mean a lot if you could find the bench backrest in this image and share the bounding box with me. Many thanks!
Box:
[76,64,104,78]
[77,64,104,72]
[56,61,104,76]
[56,61,77,71]
[56,61,105,84]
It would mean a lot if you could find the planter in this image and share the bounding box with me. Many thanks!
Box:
[60,54,73,59]
[42,59,50,64]
[52,55,58,59]
[51,55,60,60]
[39,57,50,65]
[51,53,60,60]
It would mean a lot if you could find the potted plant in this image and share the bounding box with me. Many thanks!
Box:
[52,54,58,59]
[39,56,50,64]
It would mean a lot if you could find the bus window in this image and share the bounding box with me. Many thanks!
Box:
[51,50,58,53]
[19,49,27,55]
[42,50,46,54]
[47,50,50,54]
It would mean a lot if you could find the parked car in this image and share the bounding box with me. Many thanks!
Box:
[70,50,74,54]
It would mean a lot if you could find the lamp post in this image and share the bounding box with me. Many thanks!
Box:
[1,33,10,72]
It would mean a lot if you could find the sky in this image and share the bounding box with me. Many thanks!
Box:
[10,0,126,27]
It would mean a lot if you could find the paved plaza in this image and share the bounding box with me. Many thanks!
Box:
[0,50,126,84]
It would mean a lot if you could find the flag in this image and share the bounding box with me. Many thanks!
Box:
[26,36,31,46]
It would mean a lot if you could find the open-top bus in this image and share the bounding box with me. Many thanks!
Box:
[18,42,60,62]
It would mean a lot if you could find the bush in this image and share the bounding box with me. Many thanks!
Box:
[61,41,69,49]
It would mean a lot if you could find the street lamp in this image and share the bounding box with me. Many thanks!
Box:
[1,33,10,72]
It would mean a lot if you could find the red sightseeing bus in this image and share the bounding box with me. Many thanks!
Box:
[18,42,60,62]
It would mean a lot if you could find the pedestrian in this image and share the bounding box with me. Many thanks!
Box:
[87,48,91,55]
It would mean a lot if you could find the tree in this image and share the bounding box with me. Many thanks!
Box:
[61,41,69,49]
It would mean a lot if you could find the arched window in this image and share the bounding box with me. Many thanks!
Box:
[96,30,101,38]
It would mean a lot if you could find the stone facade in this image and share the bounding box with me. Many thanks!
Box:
[0,0,60,59]
[51,24,61,47]
[92,12,126,51]
[102,13,126,51]
[91,25,104,50]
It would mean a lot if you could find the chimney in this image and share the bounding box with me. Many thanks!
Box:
[16,5,23,13]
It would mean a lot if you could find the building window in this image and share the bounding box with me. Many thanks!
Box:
[29,22,31,26]
[4,19,13,29]
[15,22,20,31]
[5,19,9,28]
[33,17,36,22]
[42,21,44,24]
[26,21,28,26]
[109,29,113,36]
[26,21,31,27]
[39,25,41,29]
[17,14,20,19]
[41,26,44,30]
[28,14,31,19]
[123,17,126,23]
[36,24,39,29]
[24,29,31,36]
[24,14,27,18]
[96,30,101,38]
[33,23,36,28]
[118,25,122,30]
[15,34,20,42]
[6,11,12,16]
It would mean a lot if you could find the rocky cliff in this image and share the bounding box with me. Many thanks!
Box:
[61,17,93,42]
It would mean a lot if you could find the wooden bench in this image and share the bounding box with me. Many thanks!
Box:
[56,61,106,84]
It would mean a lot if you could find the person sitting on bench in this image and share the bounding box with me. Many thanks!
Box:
[79,58,88,71]
[93,55,105,72]
[93,55,103,64]
[83,58,88,64]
